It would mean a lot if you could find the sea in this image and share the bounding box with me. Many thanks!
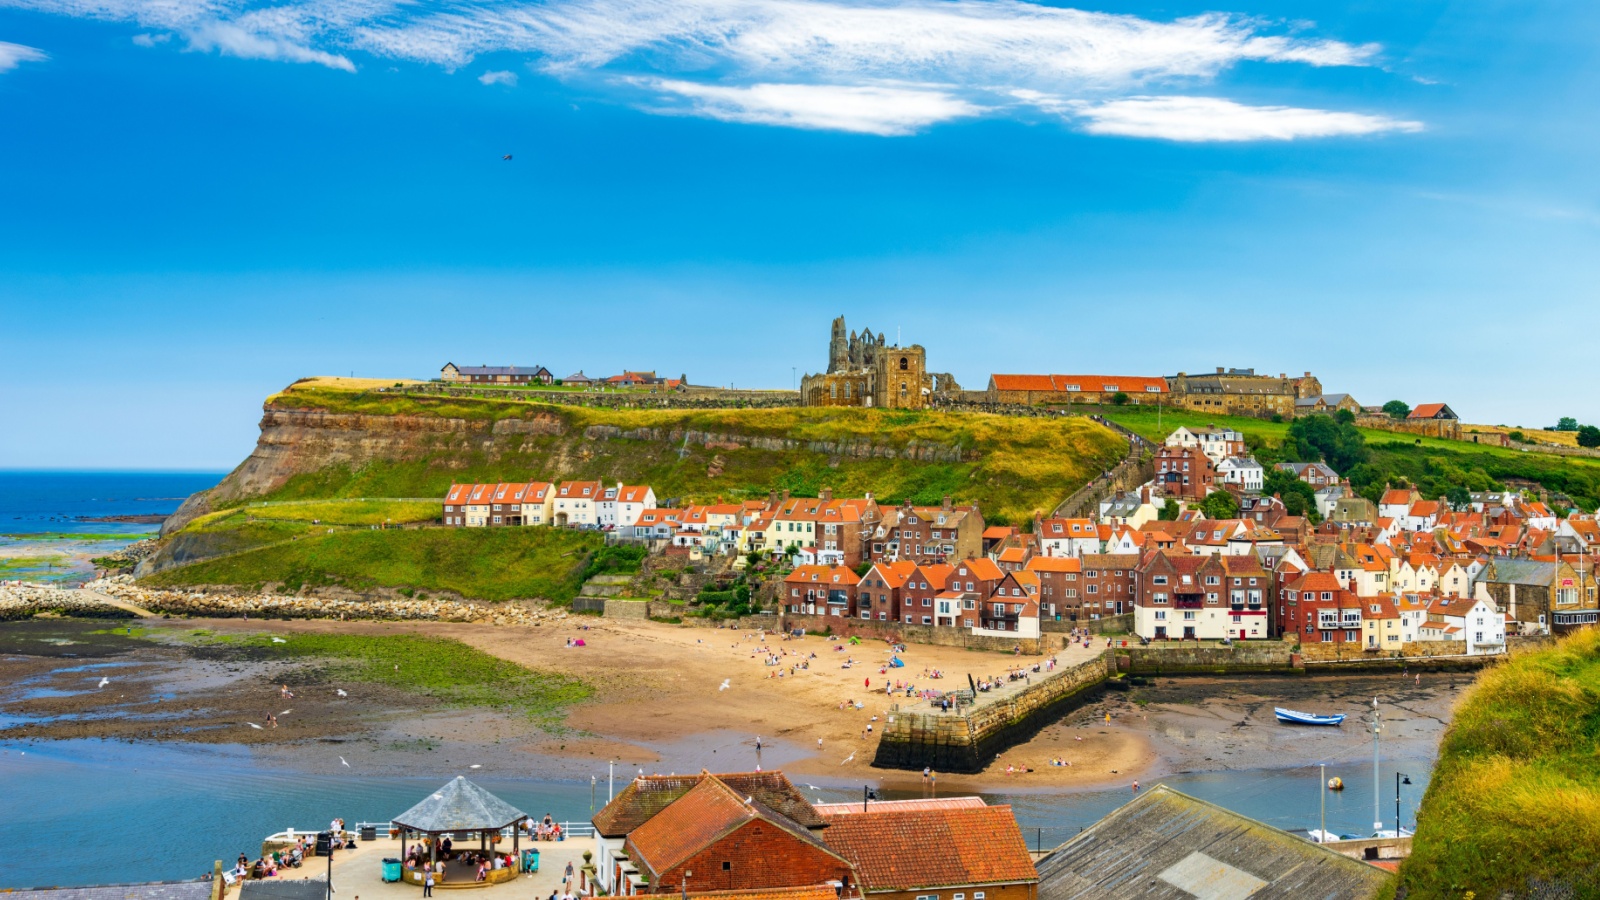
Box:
[0,470,226,583]
[0,471,1434,888]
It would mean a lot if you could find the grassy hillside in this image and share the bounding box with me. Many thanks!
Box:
[1399,631,1600,897]
[1105,407,1600,509]
[251,383,1126,525]
[144,527,602,602]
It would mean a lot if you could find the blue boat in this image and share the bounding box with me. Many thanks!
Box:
[1275,707,1346,726]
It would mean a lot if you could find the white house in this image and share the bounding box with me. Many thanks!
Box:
[597,482,656,528]
[1036,517,1101,558]
[1166,426,1247,464]
[553,480,602,526]
[1314,484,1348,520]
[1216,456,1264,492]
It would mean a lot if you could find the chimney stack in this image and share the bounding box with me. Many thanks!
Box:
[942,495,953,511]
[820,487,834,502]
[1216,366,1225,374]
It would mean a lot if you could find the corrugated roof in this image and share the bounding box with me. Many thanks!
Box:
[391,776,527,833]
[1036,785,1389,900]
[592,771,823,837]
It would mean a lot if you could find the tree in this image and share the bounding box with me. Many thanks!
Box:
[1158,498,1180,521]
[1446,485,1473,509]
[1199,490,1240,520]
[1110,391,1130,406]
[1262,466,1317,518]
[1557,417,1580,432]
[1284,413,1370,474]
[1508,430,1526,443]
[1382,400,1411,420]
[1579,425,1600,448]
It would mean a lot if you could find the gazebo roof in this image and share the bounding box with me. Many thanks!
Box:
[392,776,528,834]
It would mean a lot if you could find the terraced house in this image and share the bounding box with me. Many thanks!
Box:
[443,481,552,527]
[869,497,984,565]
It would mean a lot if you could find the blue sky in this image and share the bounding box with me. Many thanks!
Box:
[1,0,1597,469]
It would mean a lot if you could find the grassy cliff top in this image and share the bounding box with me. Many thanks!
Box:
[268,381,1112,450]
[1399,630,1600,897]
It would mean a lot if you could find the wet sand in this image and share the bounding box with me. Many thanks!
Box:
[0,617,1475,791]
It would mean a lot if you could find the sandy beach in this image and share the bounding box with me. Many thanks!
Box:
[0,615,1474,792]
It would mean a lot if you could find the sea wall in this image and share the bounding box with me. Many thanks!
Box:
[872,652,1113,773]
[0,583,136,621]
[779,613,1044,655]
[1118,642,1300,675]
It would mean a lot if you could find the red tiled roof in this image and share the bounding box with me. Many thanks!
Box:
[1049,374,1168,394]
[1409,403,1449,419]
[688,888,839,900]
[785,565,861,585]
[1025,556,1081,573]
[814,797,985,816]
[821,805,1038,892]
[982,526,1016,540]
[989,374,1056,392]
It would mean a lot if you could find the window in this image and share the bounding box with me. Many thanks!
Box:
[1152,575,1168,585]
[722,862,731,871]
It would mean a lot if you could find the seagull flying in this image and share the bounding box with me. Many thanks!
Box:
[247,722,264,730]
[98,677,110,688]
[340,756,350,767]
[336,689,348,697]
[280,710,293,716]
[719,679,730,691]
[840,752,855,765]
[271,637,287,644]
[469,764,482,769]
[502,154,513,161]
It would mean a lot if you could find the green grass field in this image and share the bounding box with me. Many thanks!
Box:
[1399,630,1600,897]
[233,499,442,526]
[144,527,602,602]
[1105,407,1600,509]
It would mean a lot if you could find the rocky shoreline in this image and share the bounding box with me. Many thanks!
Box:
[2,575,568,627]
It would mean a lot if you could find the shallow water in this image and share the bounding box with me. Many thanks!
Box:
[0,733,1432,889]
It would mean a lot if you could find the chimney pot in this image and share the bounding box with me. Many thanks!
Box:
[1216,366,1224,374]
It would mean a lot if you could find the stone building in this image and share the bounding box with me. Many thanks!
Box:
[1165,367,1321,417]
[800,317,956,409]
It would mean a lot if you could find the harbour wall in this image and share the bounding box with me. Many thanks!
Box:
[872,651,1113,773]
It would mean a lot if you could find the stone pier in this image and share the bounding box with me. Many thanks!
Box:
[872,651,1114,773]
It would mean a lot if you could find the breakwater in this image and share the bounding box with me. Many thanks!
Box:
[0,582,136,620]
[873,651,1114,773]
[19,576,569,626]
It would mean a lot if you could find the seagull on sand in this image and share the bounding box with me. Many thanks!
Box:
[247,722,264,730]
[340,756,350,767]
[719,679,730,691]
[336,689,348,697]
[98,677,110,688]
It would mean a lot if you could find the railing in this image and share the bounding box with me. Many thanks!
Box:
[272,821,597,841]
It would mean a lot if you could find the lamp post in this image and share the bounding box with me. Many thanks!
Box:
[1396,772,1413,835]
[862,786,876,813]
[681,870,692,900]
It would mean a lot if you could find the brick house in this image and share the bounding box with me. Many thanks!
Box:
[869,498,983,565]
[980,571,1040,636]
[1280,572,1364,644]
[784,565,861,617]
[855,561,914,622]
[594,772,848,897]
[819,801,1039,900]
[1135,552,1269,640]
[1153,446,1216,501]
[1078,553,1139,618]
[987,373,1168,407]
[898,564,956,626]
[1025,556,1081,622]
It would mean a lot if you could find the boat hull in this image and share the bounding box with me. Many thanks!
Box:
[1274,707,1346,726]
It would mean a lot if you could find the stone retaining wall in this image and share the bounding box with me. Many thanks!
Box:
[779,613,1043,655]
[873,652,1113,773]
[1042,613,1133,635]
[1119,642,1300,675]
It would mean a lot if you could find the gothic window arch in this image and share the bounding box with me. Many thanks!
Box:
[899,357,909,371]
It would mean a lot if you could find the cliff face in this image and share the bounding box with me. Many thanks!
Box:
[164,404,976,535]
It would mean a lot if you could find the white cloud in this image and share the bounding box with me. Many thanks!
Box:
[0,0,1420,137]
[643,79,981,135]
[131,32,171,46]
[478,68,517,86]
[1070,95,1423,141]
[0,39,47,71]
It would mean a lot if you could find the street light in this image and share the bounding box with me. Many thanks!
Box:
[1396,772,1413,835]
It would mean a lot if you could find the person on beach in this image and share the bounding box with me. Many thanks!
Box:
[423,870,435,897]
[1132,780,1140,793]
